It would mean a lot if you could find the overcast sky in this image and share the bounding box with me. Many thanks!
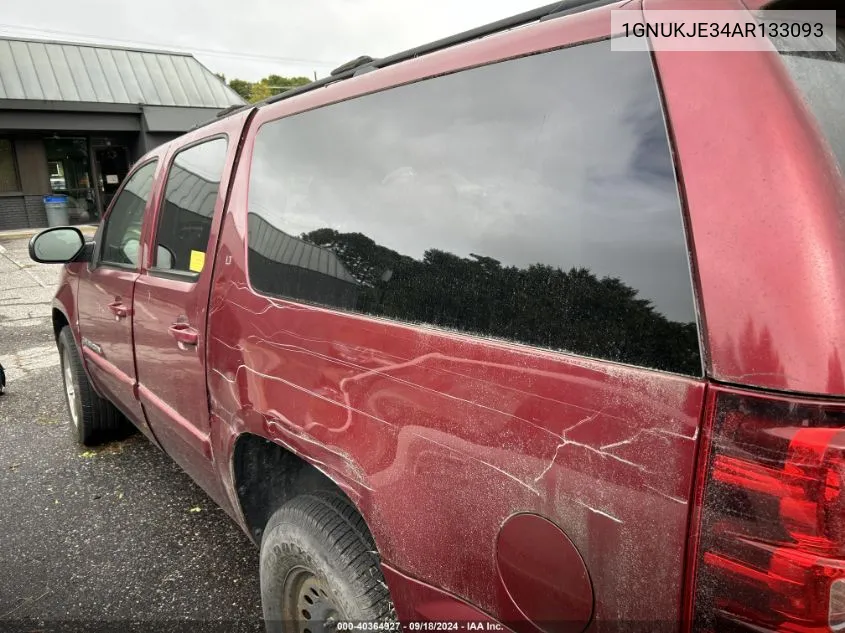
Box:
[0,0,545,82]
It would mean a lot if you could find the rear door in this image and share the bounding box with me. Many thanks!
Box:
[132,135,231,500]
[76,159,161,424]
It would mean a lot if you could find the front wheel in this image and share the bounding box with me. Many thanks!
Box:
[260,492,395,633]
[58,326,129,446]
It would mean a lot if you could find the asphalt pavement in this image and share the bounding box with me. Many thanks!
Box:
[0,236,263,632]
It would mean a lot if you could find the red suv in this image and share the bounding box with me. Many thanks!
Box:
[29,1,845,631]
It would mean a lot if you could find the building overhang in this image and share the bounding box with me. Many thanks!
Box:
[141,105,223,132]
[0,101,226,134]
[0,99,143,114]
[0,108,141,132]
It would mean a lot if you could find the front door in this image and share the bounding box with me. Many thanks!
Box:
[132,137,230,502]
[76,159,161,425]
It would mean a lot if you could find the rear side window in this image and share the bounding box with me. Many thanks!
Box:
[153,137,228,275]
[247,39,701,376]
[777,27,845,175]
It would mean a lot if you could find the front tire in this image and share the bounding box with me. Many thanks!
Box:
[58,326,129,446]
[260,492,395,633]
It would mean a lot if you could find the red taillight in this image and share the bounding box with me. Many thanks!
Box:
[689,389,845,632]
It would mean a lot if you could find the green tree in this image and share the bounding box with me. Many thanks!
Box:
[248,81,273,103]
[228,79,251,101]
[263,75,311,95]
[225,75,313,103]
[264,74,285,88]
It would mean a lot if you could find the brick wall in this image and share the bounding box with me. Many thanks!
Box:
[0,195,47,230]
[24,195,47,227]
[0,137,50,232]
[0,196,28,231]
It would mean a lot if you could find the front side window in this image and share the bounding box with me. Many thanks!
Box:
[0,138,20,194]
[152,138,228,275]
[100,160,158,267]
[247,39,701,375]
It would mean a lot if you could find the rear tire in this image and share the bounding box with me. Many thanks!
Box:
[58,326,129,446]
[260,491,395,633]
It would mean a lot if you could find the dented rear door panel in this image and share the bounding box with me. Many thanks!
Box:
[209,248,705,626]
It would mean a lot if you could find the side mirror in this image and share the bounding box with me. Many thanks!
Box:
[28,227,86,264]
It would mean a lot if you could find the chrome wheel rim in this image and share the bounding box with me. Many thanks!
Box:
[283,567,341,633]
[63,353,80,428]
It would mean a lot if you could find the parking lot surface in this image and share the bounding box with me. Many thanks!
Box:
[0,236,263,632]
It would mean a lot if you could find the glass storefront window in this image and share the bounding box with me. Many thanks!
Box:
[44,137,96,225]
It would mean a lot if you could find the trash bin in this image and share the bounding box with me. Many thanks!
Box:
[43,195,70,227]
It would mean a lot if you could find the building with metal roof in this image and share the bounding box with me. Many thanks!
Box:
[0,36,244,230]
[247,213,363,309]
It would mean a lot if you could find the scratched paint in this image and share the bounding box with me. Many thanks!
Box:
[205,228,706,629]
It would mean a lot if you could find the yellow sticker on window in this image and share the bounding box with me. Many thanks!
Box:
[189,250,206,273]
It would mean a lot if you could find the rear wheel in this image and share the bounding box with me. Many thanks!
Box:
[58,326,129,446]
[260,491,395,633]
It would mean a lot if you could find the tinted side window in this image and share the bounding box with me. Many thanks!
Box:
[153,138,228,275]
[247,39,701,376]
[100,160,158,266]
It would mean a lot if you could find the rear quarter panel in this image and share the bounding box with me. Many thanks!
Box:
[209,234,705,629]
[648,0,845,396]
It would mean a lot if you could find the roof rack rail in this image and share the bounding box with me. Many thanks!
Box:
[216,104,244,118]
[194,0,615,130]
[541,0,614,20]
[330,55,375,76]
[361,0,614,71]
[258,0,613,106]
